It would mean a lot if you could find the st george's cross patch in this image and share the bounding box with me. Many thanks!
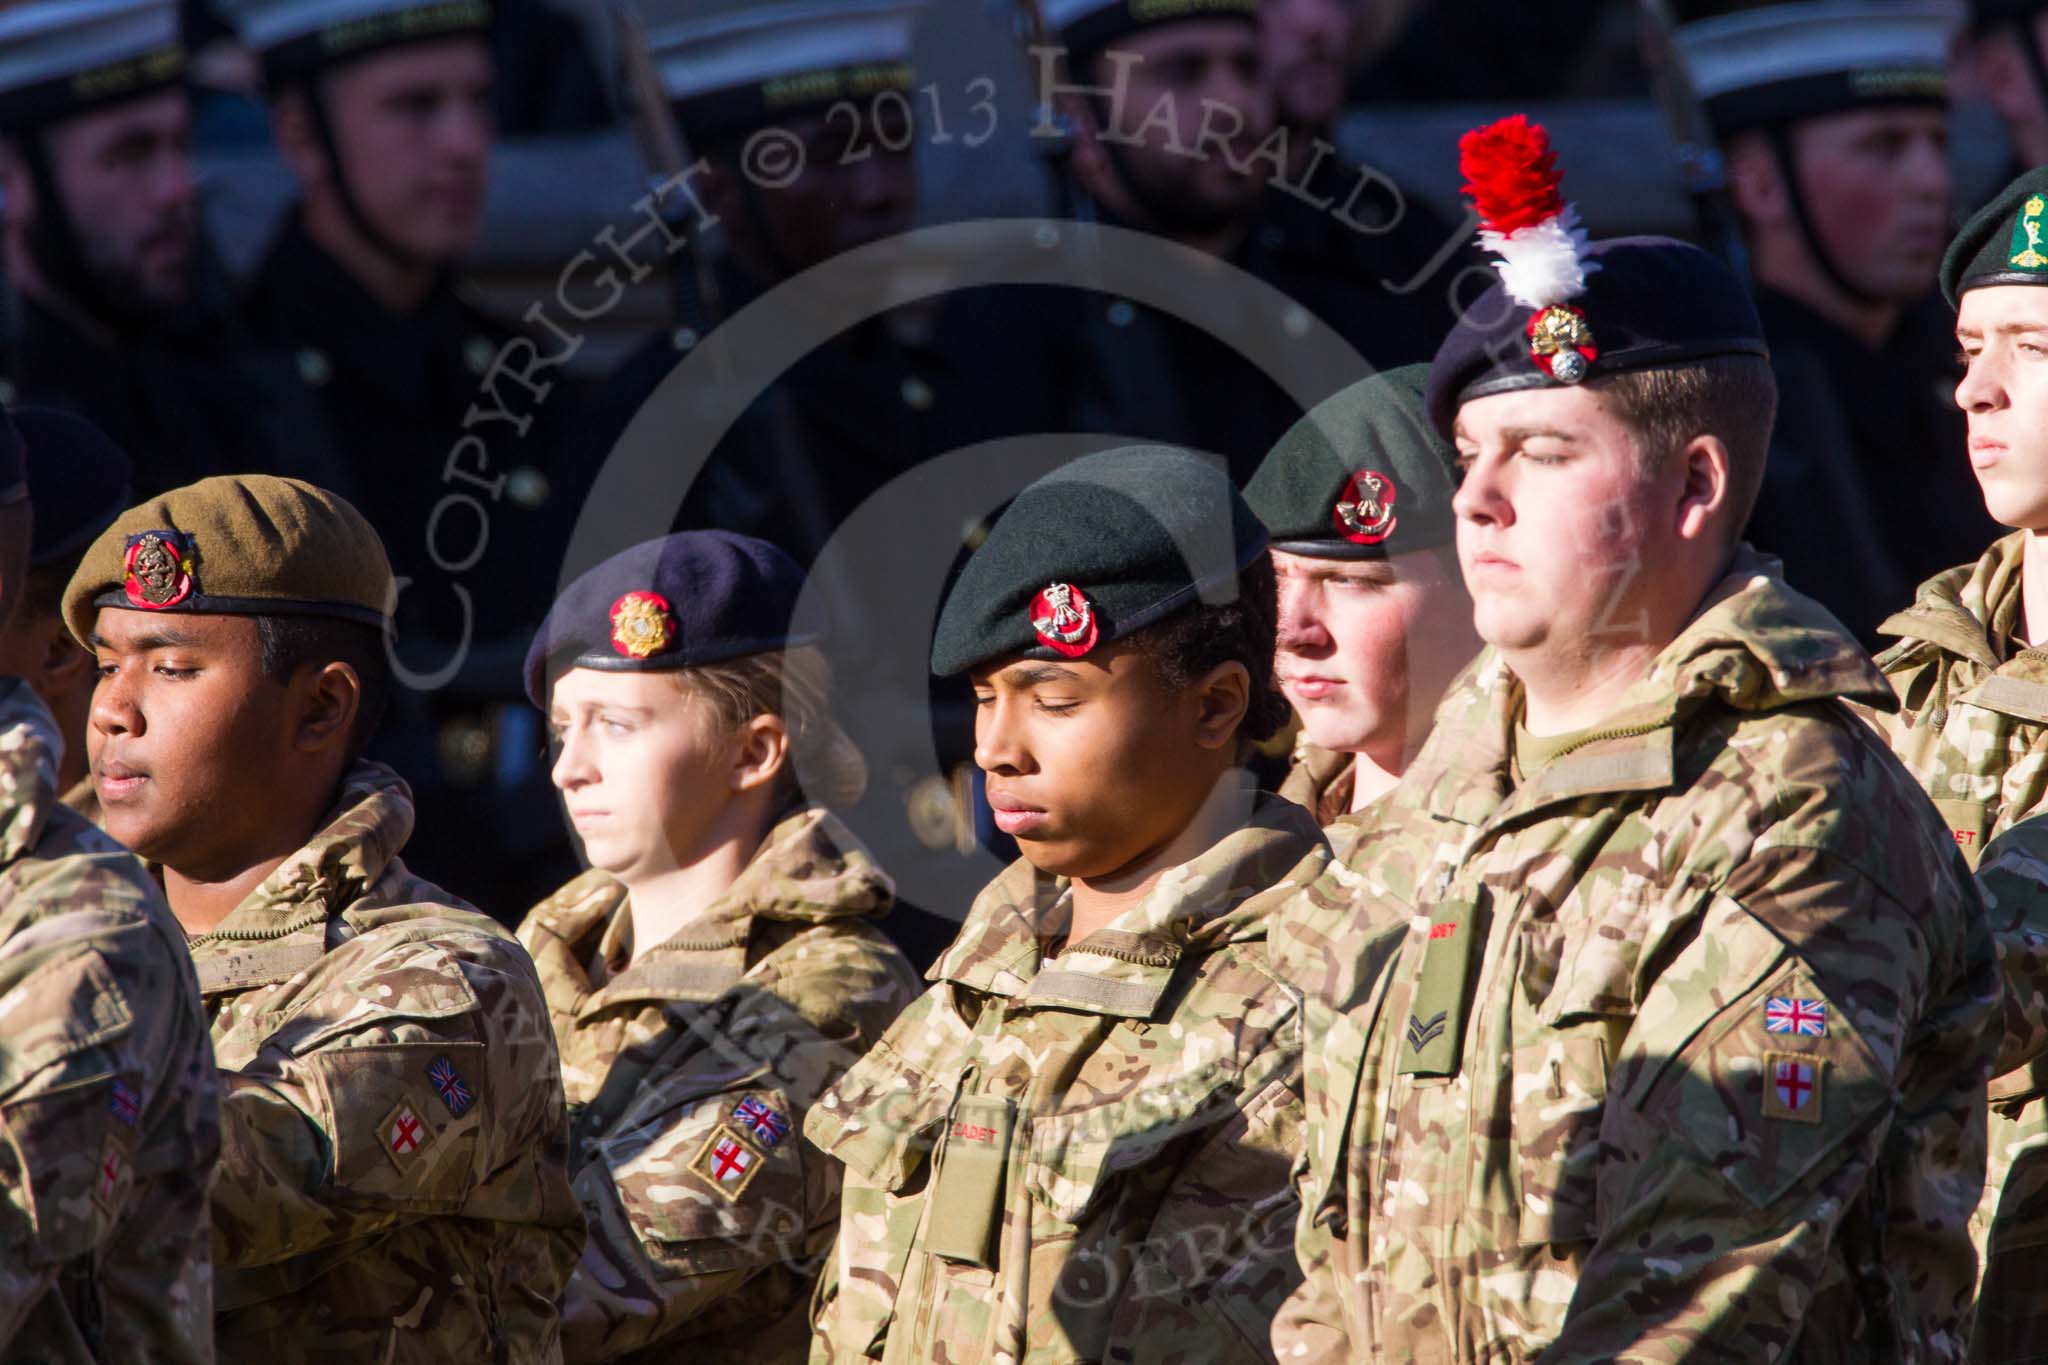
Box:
[94,1138,126,1214]
[733,1096,791,1149]
[378,1100,437,1170]
[1761,1052,1822,1125]
[692,1125,766,1202]
[1763,997,1827,1037]
[427,1055,474,1117]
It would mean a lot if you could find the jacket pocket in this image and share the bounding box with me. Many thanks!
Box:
[804,1043,950,1360]
[1510,1036,1609,1247]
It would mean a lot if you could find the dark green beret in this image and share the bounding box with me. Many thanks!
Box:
[63,474,392,646]
[1242,365,1458,560]
[931,445,1268,677]
[1943,165,2048,306]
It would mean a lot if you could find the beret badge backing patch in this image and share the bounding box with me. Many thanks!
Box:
[1030,582,1098,658]
[2011,194,2048,272]
[1527,304,1597,384]
[1334,470,1399,545]
[122,531,195,610]
[609,591,675,659]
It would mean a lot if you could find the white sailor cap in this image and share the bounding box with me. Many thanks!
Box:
[0,0,185,131]
[1042,0,1259,62]
[1673,0,1963,136]
[215,0,492,84]
[637,0,924,140]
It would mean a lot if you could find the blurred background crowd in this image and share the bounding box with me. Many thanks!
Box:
[7,0,2026,961]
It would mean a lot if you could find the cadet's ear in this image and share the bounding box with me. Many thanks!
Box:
[1672,433,1732,545]
[1725,132,1785,228]
[293,660,362,757]
[1190,659,1252,751]
[270,86,325,187]
[729,712,790,795]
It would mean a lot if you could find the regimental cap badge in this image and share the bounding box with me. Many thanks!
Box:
[2012,194,2048,272]
[1333,469,1399,545]
[609,590,675,660]
[1460,115,1601,386]
[121,530,195,610]
[1029,581,1099,658]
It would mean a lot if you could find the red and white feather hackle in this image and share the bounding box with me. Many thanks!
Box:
[1458,114,1597,312]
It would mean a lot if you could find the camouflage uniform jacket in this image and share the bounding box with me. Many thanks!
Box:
[517,806,920,1364]
[1271,553,2000,1364]
[194,760,584,1363]
[0,680,220,1363]
[1861,530,2048,1360]
[806,793,1330,1365]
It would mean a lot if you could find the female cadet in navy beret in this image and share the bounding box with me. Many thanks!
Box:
[514,530,920,1363]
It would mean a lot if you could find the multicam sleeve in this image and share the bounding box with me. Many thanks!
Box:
[561,938,917,1362]
[209,929,560,1273]
[1539,849,1996,1364]
[0,864,220,1364]
[1974,822,2048,1082]
[558,1074,835,1359]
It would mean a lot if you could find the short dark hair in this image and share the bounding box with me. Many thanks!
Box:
[252,615,391,760]
[1596,354,1780,539]
[1126,553,1290,746]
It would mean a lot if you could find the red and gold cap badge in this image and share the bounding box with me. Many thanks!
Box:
[609,591,675,659]
[1527,304,1597,384]
[122,530,195,610]
[1029,582,1098,658]
[1333,469,1399,545]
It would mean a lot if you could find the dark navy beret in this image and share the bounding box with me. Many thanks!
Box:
[523,530,820,706]
[1244,365,1460,560]
[1424,236,1769,439]
[931,445,1268,677]
[1942,165,2048,306]
[16,407,130,571]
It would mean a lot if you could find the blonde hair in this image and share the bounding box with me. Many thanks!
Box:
[673,645,868,810]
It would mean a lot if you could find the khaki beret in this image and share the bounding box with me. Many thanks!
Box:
[63,474,392,647]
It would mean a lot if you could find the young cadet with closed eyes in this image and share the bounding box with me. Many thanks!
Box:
[515,530,918,1364]
[1243,364,1479,845]
[1271,119,1997,1364]
[805,445,1330,1364]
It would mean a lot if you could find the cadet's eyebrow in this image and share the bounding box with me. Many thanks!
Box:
[88,627,204,652]
[1500,425,1579,445]
[998,663,1082,688]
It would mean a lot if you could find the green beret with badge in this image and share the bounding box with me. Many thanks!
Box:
[1942,164,2048,304]
[62,474,393,646]
[1243,364,1460,560]
[930,444,1269,677]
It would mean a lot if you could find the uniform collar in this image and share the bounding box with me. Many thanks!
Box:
[1410,548,1888,824]
[930,788,1328,1019]
[1875,531,2048,721]
[529,805,892,1016]
[1876,530,2027,674]
[205,760,416,933]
